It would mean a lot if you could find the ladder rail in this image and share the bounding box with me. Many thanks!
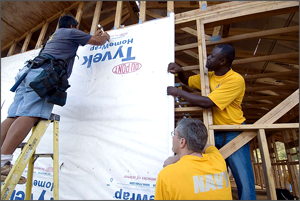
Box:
[1,120,51,200]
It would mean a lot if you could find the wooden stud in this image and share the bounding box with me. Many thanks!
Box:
[212,26,222,37]
[114,1,123,29]
[268,137,279,188]
[249,141,257,185]
[75,2,85,27]
[291,130,299,195]
[35,21,49,49]
[7,41,17,57]
[196,19,214,145]
[167,1,174,14]
[272,137,285,189]
[139,1,146,23]
[199,1,207,11]
[254,140,263,188]
[283,130,299,197]
[90,1,103,35]
[125,1,139,24]
[20,31,32,53]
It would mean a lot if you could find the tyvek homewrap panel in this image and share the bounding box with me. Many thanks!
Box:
[1,14,175,200]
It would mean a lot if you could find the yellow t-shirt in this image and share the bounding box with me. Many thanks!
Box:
[188,69,246,125]
[154,146,232,200]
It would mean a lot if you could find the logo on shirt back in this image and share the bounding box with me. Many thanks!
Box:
[193,170,229,193]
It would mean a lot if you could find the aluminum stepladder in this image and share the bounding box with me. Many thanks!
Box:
[1,113,60,200]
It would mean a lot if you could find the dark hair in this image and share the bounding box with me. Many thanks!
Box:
[216,44,235,65]
[58,15,78,28]
[176,118,208,153]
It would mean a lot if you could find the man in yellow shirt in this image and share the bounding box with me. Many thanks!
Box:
[166,44,256,200]
[154,118,232,200]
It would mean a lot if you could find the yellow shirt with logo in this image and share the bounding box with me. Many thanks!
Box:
[188,69,246,125]
[154,146,232,200]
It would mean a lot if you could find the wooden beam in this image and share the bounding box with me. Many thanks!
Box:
[219,89,299,159]
[196,19,214,145]
[99,8,129,28]
[90,1,103,35]
[146,10,163,19]
[35,21,49,49]
[7,41,17,57]
[243,94,288,101]
[120,13,130,25]
[208,26,299,46]
[20,31,32,53]
[243,71,298,80]
[199,1,207,11]
[283,131,300,197]
[246,84,299,93]
[175,1,298,25]
[167,1,174,13]
[209,123,299,131]
[2,2,81,52]
[175,107,202,113]
[233,52,299,65]
[175,26,299,51]
[114,1,123,29]
[203,2,299,25]
[75,2,85,26]
[139,1,146,23]
[125,1,139,24]
[257,129,277,200]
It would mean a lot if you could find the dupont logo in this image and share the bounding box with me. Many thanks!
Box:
[112,62,142,74]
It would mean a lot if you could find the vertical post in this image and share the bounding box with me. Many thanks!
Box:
[272,136,285,188]
[199,1,207,11]
[53,120,59,200]
[253,140,262,188]
[167,1,174,14]
[249,141,257,184]
[35,21,49,49]
[196,19,214,145]
[114,1,123,29]
[7,41,17,57]
[21,31,33,53]
[139,1,146,24]
[90,1,103,35]
[291,130,299,196]
[76,2,85,27]
[268,137,279,188]
[283,130,299,197]
[257,129,277,200]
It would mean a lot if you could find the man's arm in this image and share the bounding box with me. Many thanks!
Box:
[168,63,190,85]
[167,87,216,109]
[87,29,110,46]
[163,154,180,168]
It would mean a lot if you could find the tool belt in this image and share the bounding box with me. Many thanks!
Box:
[28,54,70,107]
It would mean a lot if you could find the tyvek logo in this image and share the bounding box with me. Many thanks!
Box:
[112,62,142,74]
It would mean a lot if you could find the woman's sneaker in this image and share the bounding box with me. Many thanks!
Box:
[1,161,27,184]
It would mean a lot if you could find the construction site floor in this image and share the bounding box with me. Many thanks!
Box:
[230,180,268,200]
